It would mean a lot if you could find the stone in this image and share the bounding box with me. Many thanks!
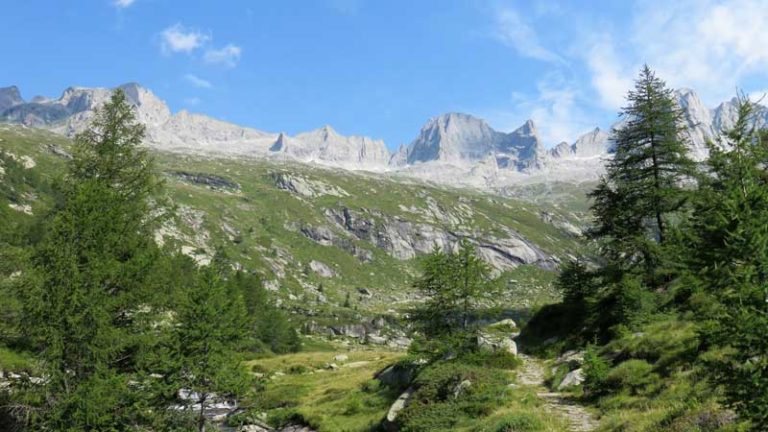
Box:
[333,354,349,362]
[309,260,335,278]
[452,379,472,399]
[557,368,584,390]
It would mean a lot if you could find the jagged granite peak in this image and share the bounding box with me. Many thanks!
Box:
[404,113,499,164]
[281,125,391,170]
[674,88,715,160]
[571,127,611,157]
[0,86,24,112]
[402,113,543,171]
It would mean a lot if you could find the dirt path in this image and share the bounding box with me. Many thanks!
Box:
[517,354,599,432]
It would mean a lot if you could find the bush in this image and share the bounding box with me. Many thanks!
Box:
[361,379,381,393]
[606,359,660,395]
[397,361,510,431]
[488,412,545,432]
[582,344,610,398]
[460,350,522,370]
[286,364,308,375]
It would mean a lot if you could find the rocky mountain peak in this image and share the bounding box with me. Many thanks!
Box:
[0,86,24,112]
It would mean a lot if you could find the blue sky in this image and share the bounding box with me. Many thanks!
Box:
[3,1,768,149]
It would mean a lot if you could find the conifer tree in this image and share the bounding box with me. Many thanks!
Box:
[165,265,250,432]
[590,65,696,266]
[686,97,768,429]
[18,89,162,429]
[410,241,497,352]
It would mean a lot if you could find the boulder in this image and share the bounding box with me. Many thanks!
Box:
[557,368,584,390]
[477,333,518,356]
[309,260,335,278]
[383,387,415,431]
[333,354,349,362]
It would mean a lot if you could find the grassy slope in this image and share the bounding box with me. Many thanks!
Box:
[0,124,586,318]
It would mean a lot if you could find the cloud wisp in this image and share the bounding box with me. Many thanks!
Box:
[160,24,210,54]
[184,74,212,89]
[203,44,242,68]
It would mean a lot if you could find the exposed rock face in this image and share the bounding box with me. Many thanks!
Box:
[399,113,544,171]
[324,206,554,271]
[5,83,765,188]
[272,125,390,170]
[309,260,335,278]
[299,225,373,262]
[0,86,23,112]
[168,171,240,192]
[272,172,348,198]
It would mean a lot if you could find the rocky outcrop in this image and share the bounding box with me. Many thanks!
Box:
[168,171,240,192]
[324,206,555,271]
[272,172,348,198]
[309,260,335,278]
[299,225,373,262]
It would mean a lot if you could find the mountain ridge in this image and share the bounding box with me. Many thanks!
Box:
[2,83,766,188]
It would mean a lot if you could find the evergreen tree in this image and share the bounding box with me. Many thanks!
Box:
[165,265,251,432]
[685,97,768,429]
[410,241,497,352]
[589,65,696,270]
[17,89,162,429]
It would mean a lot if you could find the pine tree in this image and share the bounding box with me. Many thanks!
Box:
[590,65,696,268]
[685,96,768,429]
[17,89,162,429]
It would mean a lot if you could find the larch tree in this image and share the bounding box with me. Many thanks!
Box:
[18,89,162,430]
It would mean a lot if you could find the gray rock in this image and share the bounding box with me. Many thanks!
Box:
[477,333,517,356]
[557,368,584,390]
[452,379,472,399]
[383,387,415,430]
[309,260,335,278]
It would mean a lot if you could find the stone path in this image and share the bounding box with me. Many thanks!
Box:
[517,354,599,432]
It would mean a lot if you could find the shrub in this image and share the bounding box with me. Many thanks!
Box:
[286,364,308,375]
[606,359,660,395]
[460,350,522,370]
[361,379,381,393]
[488,412,545,432]
[398,361,511,432]
[582,344,610,398]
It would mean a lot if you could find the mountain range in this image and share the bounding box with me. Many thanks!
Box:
[2,83,766,188]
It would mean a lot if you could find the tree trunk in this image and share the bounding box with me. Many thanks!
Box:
[198,393,207,432]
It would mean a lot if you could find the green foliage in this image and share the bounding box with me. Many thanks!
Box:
[410,241,499,356]
[15,89,163,429]
[681,96,768,430]
[397,360,511,432]
[582,344,609,398]
[605,359,660,396]
[160,264,251,431]
[484,412,545,432]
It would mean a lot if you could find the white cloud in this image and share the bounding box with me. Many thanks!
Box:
[494,8,562,63]
[160,24,210,54]
[114,0,135,8]
[486,74,596,146]
[184,74,212,89]
[625,0,768,104]
[204,44,242,68]
[585,35,634,110]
